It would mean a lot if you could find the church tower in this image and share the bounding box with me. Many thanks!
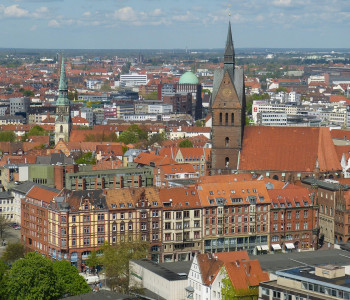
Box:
[211,22,246,173]
[55,56,71,144]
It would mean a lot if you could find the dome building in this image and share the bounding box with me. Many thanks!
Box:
[176,71,202,120]
[179,71,199,85]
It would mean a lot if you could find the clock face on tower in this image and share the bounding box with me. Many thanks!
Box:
[222,88,232,99]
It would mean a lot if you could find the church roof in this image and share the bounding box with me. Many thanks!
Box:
[239,126,341,172]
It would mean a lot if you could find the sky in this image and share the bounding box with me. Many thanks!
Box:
[1,0,350,49]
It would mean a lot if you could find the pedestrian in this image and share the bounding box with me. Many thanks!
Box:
[99,281,102,289]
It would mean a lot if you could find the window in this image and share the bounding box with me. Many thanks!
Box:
[72,216,76,223]
[225,137,229,148]
[231,113,234,124]
[219,112,222,124]
[72,227,76,235]
[83,215,90,222]
[304,210,308,218]
[225,113,228,125]
[84,238,90,245]
[83,226,90,234]
[98,225,104,233]
[165,212,171,219]
[296,211,300,219]
[112,213,116,220]
[120,223,125,232]
[112,224,117,232]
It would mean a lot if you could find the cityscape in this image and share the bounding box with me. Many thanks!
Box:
[1,1,350,300]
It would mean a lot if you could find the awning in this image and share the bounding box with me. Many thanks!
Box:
[256,246,262,251]
[185,286,194,292]
[261,245,269,251]
[285,243,295,249]
[272,244,282,250]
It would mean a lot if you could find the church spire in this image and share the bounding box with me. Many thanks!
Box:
[56,55,69,106]
[224,21,235,69]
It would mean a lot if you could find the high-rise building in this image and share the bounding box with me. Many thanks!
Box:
[55,57,71,144]
[211,22,246,173]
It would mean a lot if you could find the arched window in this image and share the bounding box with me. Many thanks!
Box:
[219,113,222,124]
[231,113,234,124]
[225,113,228,125]
[60,125,63,133]
[225,157,229,168]
[225,137,229,148]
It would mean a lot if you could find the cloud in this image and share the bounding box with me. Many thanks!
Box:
[108,6,168,26]
[48,19,59,27]
[32,6,49,18]
[1,4,29,17]
[272,0,292,6]
[83,11,91,17]
[30,25,37,31]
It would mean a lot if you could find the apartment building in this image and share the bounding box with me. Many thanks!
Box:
[268,187,319,252]
[160,186,202,262]
[197,181,271,254]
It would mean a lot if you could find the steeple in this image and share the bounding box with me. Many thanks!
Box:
[56,56,69,106]
[224,21,235,69]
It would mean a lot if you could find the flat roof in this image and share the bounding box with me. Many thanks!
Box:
[279,266,350,290]
[131,259,191,281]
[250,249,350,273]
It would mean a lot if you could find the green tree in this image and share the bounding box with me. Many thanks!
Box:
[0,216,9,239]
[1,242,25,264]
[6,252,62,300]
[0,260,9,299]
[75,152,96,165]
[0,131,16,142]
[85,250,99,272]
[99,240,149,293]
[179,139,193,148]
[28,125,48,136]
[118,125,148,145]
[68,90,78,101]
[20,89,34,97]
[53,260,90,296]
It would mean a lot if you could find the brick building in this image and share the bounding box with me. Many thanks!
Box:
[21,185,60,255]
[268,186,319,252]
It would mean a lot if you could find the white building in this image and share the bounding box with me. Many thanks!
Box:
[120,73,148,87]
[129,259,189,300]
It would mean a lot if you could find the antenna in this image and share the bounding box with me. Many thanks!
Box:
[226,4,232,18]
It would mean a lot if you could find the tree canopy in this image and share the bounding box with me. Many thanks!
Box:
[0,216,10,238]
[118,125,148,145]
[99,240,149,293]
[179,139,193,148]
[1,242,25,264]
[6,252,62,300]
[53,260,91,296]
[0,131,16,142]
[75,152,96,165]
[5,252,90,300]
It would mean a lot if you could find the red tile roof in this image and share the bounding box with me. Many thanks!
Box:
[134,152,176,166]
[240,127,341,172]
[26,186,59,204]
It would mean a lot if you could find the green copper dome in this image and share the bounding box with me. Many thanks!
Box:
[179,71,199,85]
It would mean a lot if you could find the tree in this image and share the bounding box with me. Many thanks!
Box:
[146,132,166,147]
[179,139,193,148]
[195,120,204,127]
[118,125,148,145]
[0,216,9,239]
[75,152,96,165]
[99,240,149,293]
[85,250,99,272]
[6,252,62,300]
[121,62,131,74]
[53,260,90,296]
[143,91,158,100]
[0,131,16,142]
[1,242,25,264]
[28,125,48,136]
[0,260,9,300]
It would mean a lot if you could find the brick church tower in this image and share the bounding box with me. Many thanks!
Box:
[211,22,246,174]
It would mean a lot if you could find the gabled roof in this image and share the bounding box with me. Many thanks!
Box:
[159,163,195,174]
[134,152,176,166]
[26,185,60,204]
[268,187,314,209]
[239,127,341,172]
